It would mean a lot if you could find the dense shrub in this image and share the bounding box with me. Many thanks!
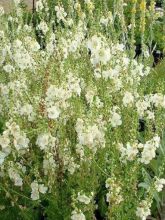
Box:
[0,0,165,219]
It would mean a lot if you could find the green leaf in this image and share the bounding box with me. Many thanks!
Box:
[138,182,150,190]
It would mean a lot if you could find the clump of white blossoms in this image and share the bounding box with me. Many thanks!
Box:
[3,64,15,74]
[8,167,23,187]
[37,21,49,35]
[36,0,44,12]
[140,135,160,164]
[110,107,122,128]
[24,36,40,52]
[0,121,30,165]
[77,192,92,205]
[31,180,48,200]
[136,200,151,220]
[47,105,61,120]
[36,133,56,151]
[100,11,113,26]
[75,118,105,153]
[71,210,86,220]
[105,177,123,205]
[5,39,37,71]
[18,103,35,121]
[118,142,139,161]
[154,177,165,192]
[87,35,111,66]
[55,5,67,23]
[122,91,134,107]
[118,135,160,164]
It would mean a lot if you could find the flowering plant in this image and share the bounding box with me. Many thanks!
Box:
[0,0,164,219]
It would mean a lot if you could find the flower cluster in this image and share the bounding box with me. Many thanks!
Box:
[31,180,48,200]
[154,177,165,192]
[105,177,123,205]
[0,121,29,165]
[118,135,160,164]
[71,210,86,220]
[136,200,151,220]
[75,118,105,153]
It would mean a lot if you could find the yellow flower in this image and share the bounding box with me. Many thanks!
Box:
[140,0,146,11]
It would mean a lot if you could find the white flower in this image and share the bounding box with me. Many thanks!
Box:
[3,65,15,73]
[47,106,61,120]
[122,92,134,107]
[14,175,23,186]
[31,191,40,200]
[136,200,151,220]
[153,135,160,148]
[91,47,111,65]
[105,178,111,189]
[154,178,165,192]
[77,193,91,204]
[36,133,50,150]
[43,156,56,175]
[67,73,81,96]
[24,37,40,52]
[140,136,160,164]
[141,144,156,164]
[12,42,35,71]
[39,184,48,194]
[113,78,123,91]
[8,168,23,187]
[38,21,49,35]
[136,100,150,117]
[110,112,122,128]
[67,158,80,174]
[150,94,163,107]
[0,151,7,165]
[106,192,111,202]
[105,178,123,204]
[71,210,86,220]
[23,24,32,33]
[95,96,104,108]
[125,143,138,161]
[0,134,10,149]
[31,181,39,200]
[36,0,44,12]
[85,89,95,104]
[31,181,47,200]
[102,68,119,80]
[76,144,84,158]
[118,142,139,162]
[14,134,29,151]
[46,42,55,54]
[0,30,4,39]
[66,18,74,26]
[55,5,67,22]
[6,122,20,137]
[20,104,33,116]
[75,119,105,152]
[146,111,155,120]
[87,35,102,53]
[100,16,109,26]
[97,47,111,64]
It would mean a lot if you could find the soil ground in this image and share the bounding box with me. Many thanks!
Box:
[0,0,34,12]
